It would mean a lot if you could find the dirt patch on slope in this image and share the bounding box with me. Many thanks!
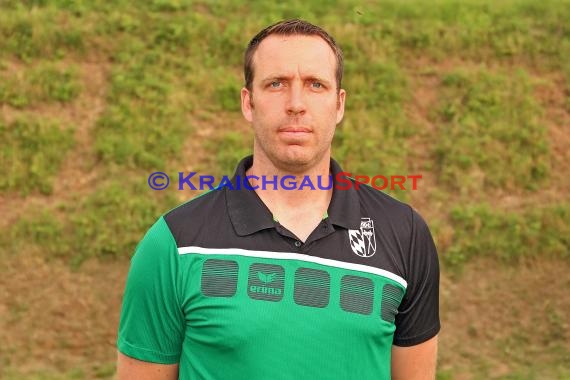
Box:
[439,257,570,379]
[0,255,128,378]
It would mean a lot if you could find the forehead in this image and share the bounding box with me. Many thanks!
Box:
[252,35,337,80]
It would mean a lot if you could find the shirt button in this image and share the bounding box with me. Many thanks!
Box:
[294,241,301,248]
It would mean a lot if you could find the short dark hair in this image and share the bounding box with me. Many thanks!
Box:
[244,19,344,92]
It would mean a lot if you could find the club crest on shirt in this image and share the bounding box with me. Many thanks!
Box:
[348,218,377,257]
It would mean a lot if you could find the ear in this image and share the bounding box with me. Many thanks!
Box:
[241,87,253,122]
[336,88,346,124]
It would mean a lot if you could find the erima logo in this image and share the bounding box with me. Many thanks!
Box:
[348,217,377,257]
[257,271,276,284]
[250,271,282,295]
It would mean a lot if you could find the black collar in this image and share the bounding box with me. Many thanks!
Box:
[226,156,361,236]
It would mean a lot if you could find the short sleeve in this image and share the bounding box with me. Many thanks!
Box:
[393,209,440,346]
[117,216,184,363]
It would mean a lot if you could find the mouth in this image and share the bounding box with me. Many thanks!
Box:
[278,125,312,134]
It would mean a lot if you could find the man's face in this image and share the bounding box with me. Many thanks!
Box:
[241,35,346,173]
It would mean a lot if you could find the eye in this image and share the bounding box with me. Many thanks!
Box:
[311,82,323,89]
[270,81,282,88]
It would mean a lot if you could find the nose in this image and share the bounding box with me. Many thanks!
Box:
[286,83,306,116]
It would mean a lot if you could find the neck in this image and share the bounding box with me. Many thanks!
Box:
[246,153,333,241]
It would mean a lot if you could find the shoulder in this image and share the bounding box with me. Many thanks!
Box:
[163,189,227,241]
[355,183,422,229]
[165,188,225,221]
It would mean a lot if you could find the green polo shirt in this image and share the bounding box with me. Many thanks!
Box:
[117,156,440,379]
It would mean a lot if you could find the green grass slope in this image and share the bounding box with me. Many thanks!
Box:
[0,1,569,379]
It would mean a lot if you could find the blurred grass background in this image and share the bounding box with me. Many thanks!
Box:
[0,0,569,379]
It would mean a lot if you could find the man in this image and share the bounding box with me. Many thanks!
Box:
[116,19,440,379]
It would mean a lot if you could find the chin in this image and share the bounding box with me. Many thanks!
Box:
[273,150,324,172]
[281,148,312,163]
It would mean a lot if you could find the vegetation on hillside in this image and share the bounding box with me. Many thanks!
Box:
[0,1,568,379]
